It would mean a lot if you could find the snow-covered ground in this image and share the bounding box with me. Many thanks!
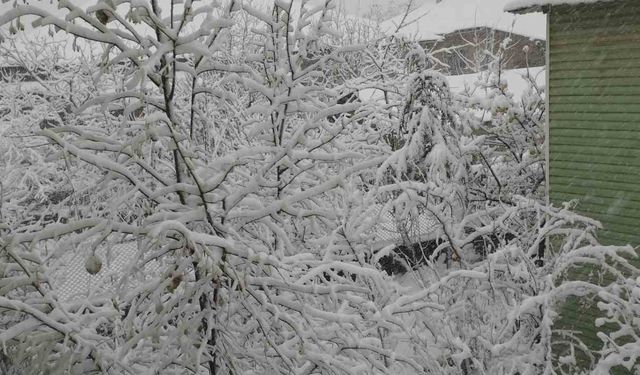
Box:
[360,66,546,103]
[448,66,546,99]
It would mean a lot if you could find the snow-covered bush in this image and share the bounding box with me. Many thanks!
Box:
[371,38,638,374]
[593,275,640,374]
[0,1,400,374]
[1,1,638,374]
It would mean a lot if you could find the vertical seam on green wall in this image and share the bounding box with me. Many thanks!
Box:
[545,9,551,206]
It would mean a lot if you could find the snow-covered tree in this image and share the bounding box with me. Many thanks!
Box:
[1,1,638,375]
[0,1,408,373]
[367,38,639,374]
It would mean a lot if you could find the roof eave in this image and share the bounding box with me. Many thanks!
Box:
[506,4,550,14]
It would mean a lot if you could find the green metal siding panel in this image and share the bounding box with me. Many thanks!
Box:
[552,58,639,71]
[549,1,640,373]
[551,47,640,63]
[549,0,640,246]
[551,68,640,80]
[551,97,640,106]
[550,77,640,88]
[552,128,640,138]
[554,160,640,175]
[551,134,640,146]
[552,120,640,131]
[551,86,640,96]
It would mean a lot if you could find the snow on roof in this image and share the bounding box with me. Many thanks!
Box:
[505,0,615,13]
[53,241,161,302]
[371,204,438,248]
[49,212,433,302]
[382,0,546,41]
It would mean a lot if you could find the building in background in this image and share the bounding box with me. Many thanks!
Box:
[420,26,545,75]
[384,0,546,75]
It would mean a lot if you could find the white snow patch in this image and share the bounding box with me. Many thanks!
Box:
[448,66,546,100]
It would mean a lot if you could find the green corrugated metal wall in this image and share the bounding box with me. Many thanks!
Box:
[549,1,640,372]
[550,0,640,247]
